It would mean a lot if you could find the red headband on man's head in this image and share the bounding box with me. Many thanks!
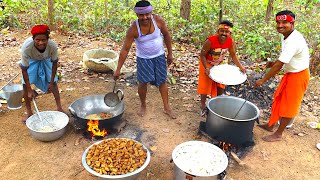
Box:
[31,25,50,36]
[218,24,232,32]
[276,15,295,22]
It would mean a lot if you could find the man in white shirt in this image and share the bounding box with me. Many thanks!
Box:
[255,10,310,142]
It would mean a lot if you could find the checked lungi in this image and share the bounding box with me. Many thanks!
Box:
[137,54,167,87]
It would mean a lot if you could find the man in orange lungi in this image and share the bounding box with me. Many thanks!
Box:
[197,20,246,115]
[255,10,310,142]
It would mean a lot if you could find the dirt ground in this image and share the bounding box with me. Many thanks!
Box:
[0,30,319,180]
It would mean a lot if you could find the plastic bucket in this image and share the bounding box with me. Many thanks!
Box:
[3,84,23,110]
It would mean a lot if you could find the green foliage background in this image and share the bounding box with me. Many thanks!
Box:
[0,0,319,62]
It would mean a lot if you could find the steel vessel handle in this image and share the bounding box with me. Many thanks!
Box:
[115,89,124,101]
[68,106,77,117]
[255,117,260,124]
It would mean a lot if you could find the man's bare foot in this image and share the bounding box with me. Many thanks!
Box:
[262,134,282,142]
[257,124,274,132]
[163,109,177,119]
[137,106,146,117]
[22,114,33,123]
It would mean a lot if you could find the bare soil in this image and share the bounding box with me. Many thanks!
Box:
[0,30,319,180]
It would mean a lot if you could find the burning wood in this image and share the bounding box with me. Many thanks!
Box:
[219,141,233,152]
[230,151,246,166]
[218,141,247,166]
[87,120,107,138]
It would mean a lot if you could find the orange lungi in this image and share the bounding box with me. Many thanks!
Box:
[268,68,310,126]
[197,59,225,97]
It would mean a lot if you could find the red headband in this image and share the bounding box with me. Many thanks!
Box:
[275,15,295,22]
[218,24,232,32]
[31,25,50,36]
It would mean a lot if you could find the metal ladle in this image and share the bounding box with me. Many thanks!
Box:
[32,98,57,130]
[104,80,124,107]
[0,73,20,91]
[232,76,252,119]
[232,99,247,119]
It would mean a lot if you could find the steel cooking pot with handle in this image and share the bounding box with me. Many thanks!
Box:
[172,141,228,180]
[68,94,124,129]
[205,96,260,145]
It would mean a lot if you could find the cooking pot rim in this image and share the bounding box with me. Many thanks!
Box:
[172,140,228,177]
[26,111,69,132]
[206,96,260,122]
[69,94,125,119]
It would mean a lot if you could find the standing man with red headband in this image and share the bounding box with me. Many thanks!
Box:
[20,24,64,122]
[255,10,310,142]
[198,20,246,115]
[113,0,176,119]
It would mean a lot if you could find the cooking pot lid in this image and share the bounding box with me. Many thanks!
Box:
[209,64,247,85]
[172,141,228,176]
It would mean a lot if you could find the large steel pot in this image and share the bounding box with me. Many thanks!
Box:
[68,94,124,129]
[205,96,260,145]
[172,141,228,180]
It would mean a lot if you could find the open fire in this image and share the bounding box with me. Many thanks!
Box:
[219,141,234,152]
[86,120,107,139]
[218,141,247,166]
[198,121,255,167]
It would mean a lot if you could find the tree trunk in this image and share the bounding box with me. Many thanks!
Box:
[219,0,223,23]
[310,48,320,76]
[167,0,172,9]
[48,0,55,30]
[305,0,312,9]
[104,0,108,18]
[180,0,191,20]
[265,0,274,23]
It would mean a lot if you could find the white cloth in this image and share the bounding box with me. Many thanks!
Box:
[279,30,309,73]
[135,15,165,59]
[20,37,58,67]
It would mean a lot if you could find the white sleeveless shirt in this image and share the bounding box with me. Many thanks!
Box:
[135,15,165,58]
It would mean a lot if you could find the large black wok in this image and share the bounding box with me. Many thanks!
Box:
[68,94,124,130]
